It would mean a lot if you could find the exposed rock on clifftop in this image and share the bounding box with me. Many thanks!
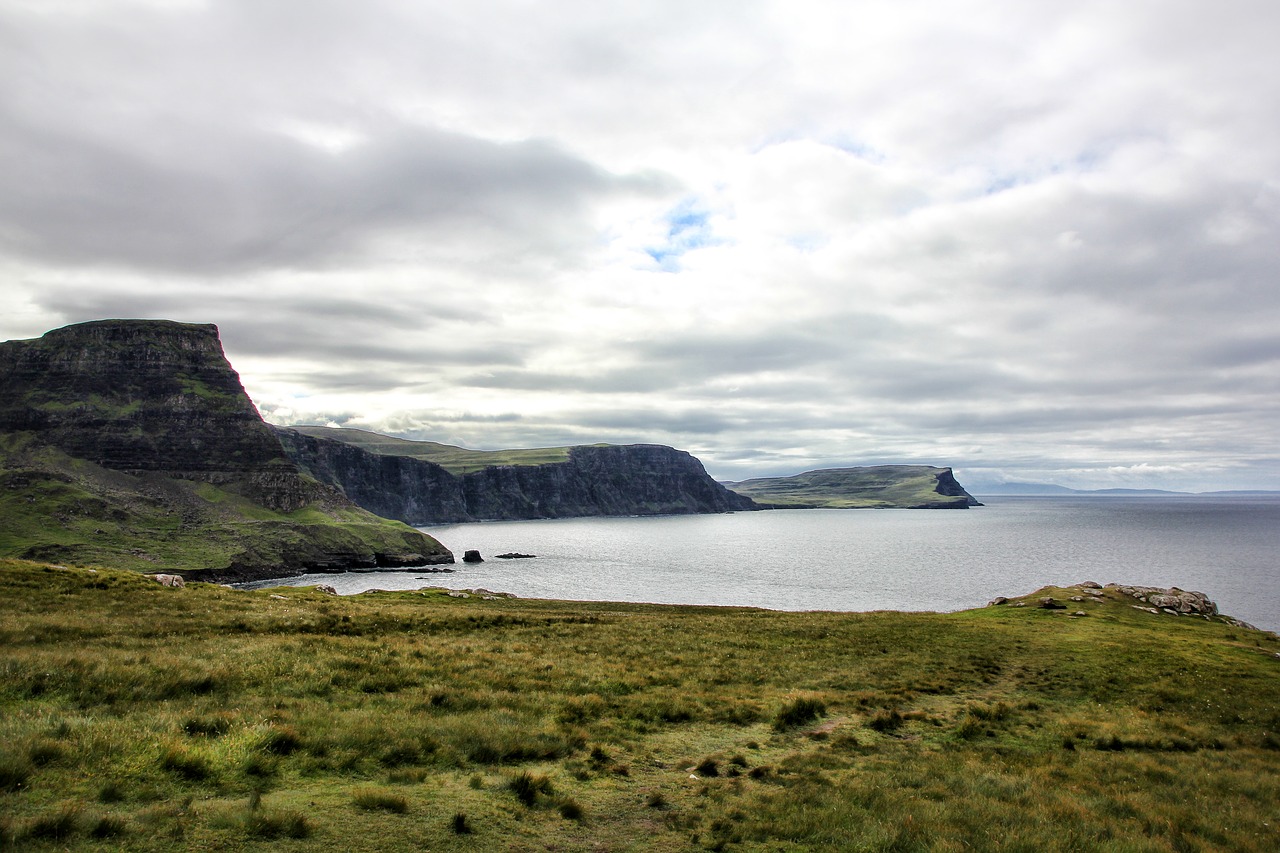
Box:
[275,427,758,523]
[0,320,452,579]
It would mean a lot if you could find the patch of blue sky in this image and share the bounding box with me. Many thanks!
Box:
[644,198,724,272]
[786,233,829,253]
[821,134,887,163]
[983,149,1108,196]
[748,131,887,163]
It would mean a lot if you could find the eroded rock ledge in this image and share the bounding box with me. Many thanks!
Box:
[988,582,1258,630]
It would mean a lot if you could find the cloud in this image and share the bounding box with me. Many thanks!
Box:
[1,0,1279,491]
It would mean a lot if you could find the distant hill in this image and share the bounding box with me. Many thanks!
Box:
[277,426,757,523]
[0,320,453,581]
[722,465,982,509]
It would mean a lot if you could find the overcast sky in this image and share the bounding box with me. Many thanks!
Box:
[3,0,1278,491]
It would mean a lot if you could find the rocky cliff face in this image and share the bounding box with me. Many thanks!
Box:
[276,427,758,523]
[0,319,304,508]
[0,320,452,578]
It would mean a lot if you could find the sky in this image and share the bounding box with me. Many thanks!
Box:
[2,0,1278,492]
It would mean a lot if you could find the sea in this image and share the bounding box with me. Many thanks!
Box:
[244,496,1280,633]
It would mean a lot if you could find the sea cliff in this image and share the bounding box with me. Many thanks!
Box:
[0,320,453,580]
[275,426,758,523]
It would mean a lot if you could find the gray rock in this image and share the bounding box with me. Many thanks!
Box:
[151,573,185,588]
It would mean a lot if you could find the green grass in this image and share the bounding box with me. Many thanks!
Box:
[0,434,449,575]
[2,558,1278,850]
[286,426,580,474]
[725,465,974,508]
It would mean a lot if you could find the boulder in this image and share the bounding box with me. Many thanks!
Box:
[463,550,483,563]
[151,573,185,588]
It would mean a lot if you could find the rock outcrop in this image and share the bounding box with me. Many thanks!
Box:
[275,427,758,524]
[1107,584,1219,617]
[0,320,452,580]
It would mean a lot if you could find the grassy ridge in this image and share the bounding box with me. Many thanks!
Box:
[2,559,1278,851]
[726,466,974,508]
[0,435,446,575]
[286,426,583,475]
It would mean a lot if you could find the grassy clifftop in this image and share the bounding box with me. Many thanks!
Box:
[286,426,579,475]
[2,559,1277,850]
[725,465,982,509]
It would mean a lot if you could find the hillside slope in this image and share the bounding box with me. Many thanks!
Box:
[725,465,982,508]
[277,426,758,523]
[0,320,452,580]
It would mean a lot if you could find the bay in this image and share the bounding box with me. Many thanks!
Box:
[248,496,1280,632]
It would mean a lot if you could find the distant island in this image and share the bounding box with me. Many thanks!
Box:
[723,466,982,509]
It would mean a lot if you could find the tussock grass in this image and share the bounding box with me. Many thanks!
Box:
[2,561,1279,851]
[772,695,826,730]
[352,786,409,813]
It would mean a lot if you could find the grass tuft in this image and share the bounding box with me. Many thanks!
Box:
[352,787,408,813]
[258,724,303,755]
[0,753,32,792]
[867,709,904,732]
[25,805,81,841]
[159,746,213,782]
[88,814,128,839]
[508,771,554,807]
[773,696,827,730]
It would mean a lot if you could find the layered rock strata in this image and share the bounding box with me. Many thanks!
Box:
[275,427,758,524]
[0,320,452,579]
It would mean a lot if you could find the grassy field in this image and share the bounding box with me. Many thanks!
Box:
[2,559,1278,851]
[285,426,584,475]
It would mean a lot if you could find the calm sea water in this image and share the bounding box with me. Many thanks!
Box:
[248,497,1280,632]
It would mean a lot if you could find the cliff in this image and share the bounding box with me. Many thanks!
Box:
[0,320,452,580]
[723,465,983,509]
[275,426,758,523]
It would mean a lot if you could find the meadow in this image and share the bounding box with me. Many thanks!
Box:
[2,558,1278,851]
